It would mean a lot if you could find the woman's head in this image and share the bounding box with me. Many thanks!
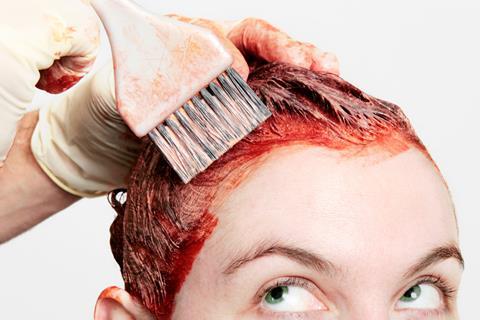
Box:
[96,63,463,319]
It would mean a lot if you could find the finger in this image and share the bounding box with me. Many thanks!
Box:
[0,111,39,166]
[36,55,97,94]
[311,48,340,75]
[36,2,100,94]
[228,18,339,75]
[228,18,311,68]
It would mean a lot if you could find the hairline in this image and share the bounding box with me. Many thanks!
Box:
[209,140,429,212]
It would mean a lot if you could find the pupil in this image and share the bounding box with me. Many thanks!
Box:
[270,286,285,300]
[402,285,421,301]
[405,288,415,298]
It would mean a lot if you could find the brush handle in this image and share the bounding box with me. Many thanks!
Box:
[90,0,233,137]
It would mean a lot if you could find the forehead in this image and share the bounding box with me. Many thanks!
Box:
[209,145,457,279]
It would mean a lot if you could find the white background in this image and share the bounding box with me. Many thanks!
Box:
[1,0,479,319]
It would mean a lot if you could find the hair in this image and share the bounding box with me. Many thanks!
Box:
[109,63,429,319]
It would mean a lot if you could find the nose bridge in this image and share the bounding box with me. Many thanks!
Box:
[336,281,392,320]
[339,303,390,320]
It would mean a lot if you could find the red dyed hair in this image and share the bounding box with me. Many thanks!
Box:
[109,63,428,319]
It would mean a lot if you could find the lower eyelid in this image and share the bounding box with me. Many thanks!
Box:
[398,307,445,318]
[255,306,328,320]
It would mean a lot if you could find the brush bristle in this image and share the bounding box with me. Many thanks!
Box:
[148,67,271,183]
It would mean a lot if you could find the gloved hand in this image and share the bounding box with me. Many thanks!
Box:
[31,16,339,197]
[0,0,99,164]
[169,16,339,76]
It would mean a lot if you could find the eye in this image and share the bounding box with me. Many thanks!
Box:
[261,281,327,312]
[396,283,442,310]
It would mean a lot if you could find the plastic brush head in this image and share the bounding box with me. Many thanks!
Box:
[90,0,237,137]
[149,67,271,183]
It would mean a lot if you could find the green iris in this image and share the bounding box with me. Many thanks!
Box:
[265,286,289,305]
[400,285,422,302]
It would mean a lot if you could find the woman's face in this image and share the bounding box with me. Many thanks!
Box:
[172,146,463,319]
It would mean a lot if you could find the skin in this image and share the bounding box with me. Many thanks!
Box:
[96,145,463,319]
[0,112,79,243]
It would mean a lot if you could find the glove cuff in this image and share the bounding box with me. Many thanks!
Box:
[30,106,109,198]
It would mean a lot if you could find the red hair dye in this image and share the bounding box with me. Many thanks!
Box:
[109,63,429,319]
[36,71,81,94]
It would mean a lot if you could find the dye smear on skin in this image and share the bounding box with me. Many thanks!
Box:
[159,211,218,318]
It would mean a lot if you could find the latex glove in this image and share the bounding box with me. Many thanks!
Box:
[32,62,137,197]
[0,0,99,164]
[31,17,339,197]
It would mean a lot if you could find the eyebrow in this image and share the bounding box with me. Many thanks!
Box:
[223,242,464,278]
[223,242,338,276]
[403,244,464,279]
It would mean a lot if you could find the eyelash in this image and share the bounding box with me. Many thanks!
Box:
[254,274,457,314]
[415,274,456,297]
[406,274,457,311]
[254,277,323,319]
[255,277,315,304]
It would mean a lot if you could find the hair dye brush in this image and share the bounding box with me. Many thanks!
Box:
[90,0,271,183]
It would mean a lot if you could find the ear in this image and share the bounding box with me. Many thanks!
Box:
[94,286,155,320]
